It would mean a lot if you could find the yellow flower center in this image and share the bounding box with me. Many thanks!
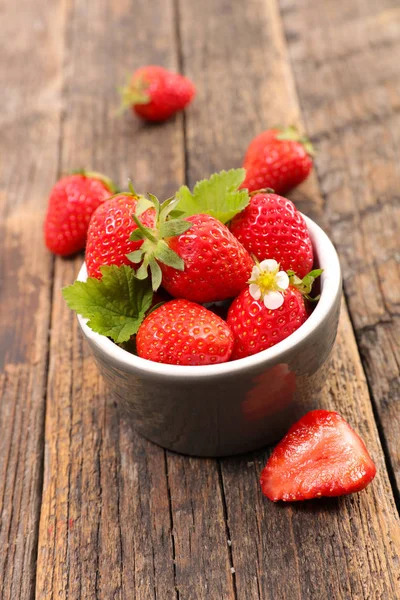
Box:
[252,267,283,295]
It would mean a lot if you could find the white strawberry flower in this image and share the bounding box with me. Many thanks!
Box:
[248,259,289,310]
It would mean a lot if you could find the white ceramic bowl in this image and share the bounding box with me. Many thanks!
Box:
[77,214,341,456]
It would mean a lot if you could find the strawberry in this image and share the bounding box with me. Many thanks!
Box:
[160,214,254,302]
[44,171,115,256]
[119,65,196,122]
[227,259,321,359]
[241,126,314,194]
[85,193,156,279]
[260,410,377,502]
[230,192,313,278]
[136,299,234,366]
[129,195,253,303]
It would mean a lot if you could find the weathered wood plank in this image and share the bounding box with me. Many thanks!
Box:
[0,1,65,598]
[279,0,400,492]
[222,305,400,599]
[166,455,236,599]
[35,0,189,598]
[33,0,400,599]
[178,0,400,597]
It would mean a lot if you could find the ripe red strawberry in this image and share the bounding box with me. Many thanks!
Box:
[119,65,196,122]
[241,126,314,194]
[129,196,254,303]
[227,260,321,359]
[136,299,234,366]
[260,410,377,502]
[44,172,115,256]
[228,287,307,360]
[85,194,156,279]
[230,192,313,278]
[161,214,253,303]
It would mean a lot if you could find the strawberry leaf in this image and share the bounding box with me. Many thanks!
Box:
[288,268,323,299]
[160,219,192,238]
[62,265,153,343]
[172,169,250,224]
[149,258,162,291]
[153,240,184,271]
[135,196,155,216]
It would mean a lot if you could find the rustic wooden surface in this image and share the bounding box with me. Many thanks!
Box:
[0,0,400,598]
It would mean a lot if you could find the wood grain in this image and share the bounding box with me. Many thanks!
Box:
[279,0,400,492]
[221,304,400,599]
[0,0,65,598]
[21,0,400,599]
[35,0,184,598]
[179,0,400,597]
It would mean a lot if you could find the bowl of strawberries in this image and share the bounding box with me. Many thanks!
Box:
[62,169,341,456]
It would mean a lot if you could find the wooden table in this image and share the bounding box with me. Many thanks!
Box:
[1,0,400,598]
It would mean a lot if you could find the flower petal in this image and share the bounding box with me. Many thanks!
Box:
[276,271,289,290]
[249,284,262,300]
[259,259,278,272]
[263,291,284,310]
[250,265,260,280]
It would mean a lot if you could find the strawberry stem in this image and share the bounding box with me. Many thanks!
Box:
[276,125,315,157]
[70,169,119,194]
[126,193,192,290]
[132,215,158,244]
[117,74,150,114]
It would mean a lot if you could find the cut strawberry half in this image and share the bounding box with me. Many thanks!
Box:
[260,410,376,502]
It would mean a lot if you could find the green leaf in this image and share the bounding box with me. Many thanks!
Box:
[71,170,118,194]
[154,240,185,270]
[129,228,145,242]
[289,268,323,296]
[126,249,143,263]
[159,196,180,220]
[136,258,150,280]
[276,125,315,157]
[135,196,154,217]
[160,219,193,238]
[172,169,250,224]
[132,215,158,244]
[62,265,153,343]
[300,269,323,294]
[276,125,301,142]
[149,258,162,291]
[118,76,150,115]
[128,181,137,196]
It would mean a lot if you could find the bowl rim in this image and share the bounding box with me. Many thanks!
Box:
[77,214,341,379]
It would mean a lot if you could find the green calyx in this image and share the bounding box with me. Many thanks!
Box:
[70,169,119,194]
[276,125,315,157]
[288,268,323,301]
[117,74,151,114]
[101,181,146,205]
[126,194,192,291]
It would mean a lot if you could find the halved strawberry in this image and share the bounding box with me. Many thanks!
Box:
[260,410,376,502]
